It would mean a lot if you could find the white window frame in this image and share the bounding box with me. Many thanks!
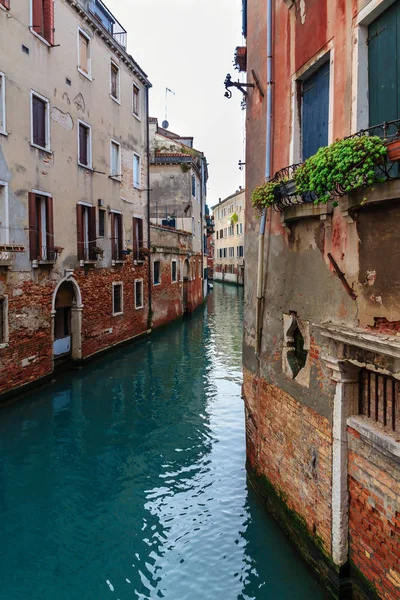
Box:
[0,295,9,349]
[77,27,92,81]
[132,83,141,120]
[110,138,121,180]
[110,59,121,104]
[0,72,6,135]
[133,153,141,189]
[112,281,123,316]
[30,90,51,152]
[289,42,334,165]
[153,259,161,286]
[351,0,395,133]
[0,181,9,246]
[171,259,177,283]
[29,0,52,47]
[134,278,144,309]
[78,119,92,169]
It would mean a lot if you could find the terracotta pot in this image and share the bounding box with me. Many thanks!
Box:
[386,140,400,162]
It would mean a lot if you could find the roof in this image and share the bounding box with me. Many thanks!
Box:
[210,189,245,210]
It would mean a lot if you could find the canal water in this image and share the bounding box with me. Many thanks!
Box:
[0,284,328,600]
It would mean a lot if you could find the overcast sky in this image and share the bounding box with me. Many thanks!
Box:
[110,0,245,205]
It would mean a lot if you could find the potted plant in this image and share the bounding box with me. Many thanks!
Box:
[386,139,400,162]
[94,245,104,259]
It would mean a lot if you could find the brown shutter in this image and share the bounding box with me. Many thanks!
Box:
[88,206,96,260]
[79,124,87,165]
[110,212,116,259]
[28,193,38,261]
[132,217,137,260]
[76,204,84,260]
[46,196,54,254]
[43,0,54,45]
[32,96,46,148]
[118,215,123,259]
[32,0,44,36]
[79,34,88,73]
[138,218,143,252]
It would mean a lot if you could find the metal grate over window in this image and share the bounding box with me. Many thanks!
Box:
[359,369,400,433]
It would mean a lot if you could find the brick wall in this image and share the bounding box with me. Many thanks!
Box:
[348,427,400,599]
[243,367,333,556]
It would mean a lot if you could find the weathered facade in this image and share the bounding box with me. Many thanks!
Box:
[149,118,208,314]
[241,0,400,598]
[212,189,245,285]
[0,0,151,397]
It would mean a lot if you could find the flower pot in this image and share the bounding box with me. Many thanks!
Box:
[386,140,400,162]
[282,179,297,197]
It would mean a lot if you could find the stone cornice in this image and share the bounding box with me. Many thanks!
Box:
[316,323,400,360]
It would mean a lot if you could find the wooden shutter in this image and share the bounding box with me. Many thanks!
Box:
[32,0,44,36]
[132,217,138,260]
[117,214,123,258]
[43,0,54,45]
[88,206,96,260]
[302,61,330,160]
[32,96,46,148]
[111,64,118,98]
[45,196,54,254]
[79,124,87,165]
[79,33,88,73]
[28,193,38,261]
[76,204,84,260]
[110,212,116,259]
[138,218,143,252]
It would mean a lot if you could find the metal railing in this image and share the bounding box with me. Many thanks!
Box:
[88,0,127,49]
[38,246,59,262]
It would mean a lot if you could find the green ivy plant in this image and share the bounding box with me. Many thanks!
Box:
[230,212,239,224]
[251,135,388,211]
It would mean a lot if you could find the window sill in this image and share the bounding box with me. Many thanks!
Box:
[29,27,52,47]
[133,260,145,265]
[78,162,93,171]
[153,282,161,286]
[110,94,121,105]
[78,68,92,81]
[135,305,144,310]
[0,343,9,350]
[109,175,121,182]
[0,130,8,137]
[112,311,124,317]
[30,143,52,155]
[133,184,141,190]
[281,202,332,224]
[347,415,400,459]
[133,113,141,122]
[340,178,400,221]
[32,259,56,268]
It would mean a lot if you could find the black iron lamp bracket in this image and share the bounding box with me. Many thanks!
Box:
[224,74,254,99]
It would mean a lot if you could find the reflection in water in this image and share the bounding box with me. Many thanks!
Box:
[0,285,327,600]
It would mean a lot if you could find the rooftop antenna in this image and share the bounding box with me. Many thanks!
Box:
[163,87,175,129]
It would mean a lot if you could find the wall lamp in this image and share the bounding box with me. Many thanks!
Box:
[224,74,254,99]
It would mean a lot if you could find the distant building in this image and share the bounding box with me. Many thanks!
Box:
[204,205,214,281]
[149,118,208,324]
[0,0,151,397]
[212,190,245,285]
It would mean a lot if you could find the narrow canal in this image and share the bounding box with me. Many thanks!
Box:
[0,285,328,600]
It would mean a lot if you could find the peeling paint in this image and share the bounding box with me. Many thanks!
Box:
[299,0,306,24]
[73,93,85,112]
[51,107,74,131]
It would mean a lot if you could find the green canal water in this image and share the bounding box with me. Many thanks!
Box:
[0,284,328,599]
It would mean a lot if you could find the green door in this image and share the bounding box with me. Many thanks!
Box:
[368,1,400,131]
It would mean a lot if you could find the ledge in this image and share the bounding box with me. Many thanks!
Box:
[281,202,332,224]
[316,323,400,359]
[348,415,400,461]
[340,178,400,218]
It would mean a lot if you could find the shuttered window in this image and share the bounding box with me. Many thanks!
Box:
[191,175,196,197]
[133,154,140,188]
[133,84,140,116]
[78,30,91,76]
[134,280,143,309]
[110,212,123,260]
[171,260,177,282]
[368,2,400,130]
[302,60,330,160]
[0,72,5,133]
[112,283,123,315]
[76,204,96,261]
[360,369,399,433]
[153,260,161,285]
[110,62,119,100]
[132,217,143,261]
[98,208,105,237]
[32,93,48,149]
[110,140,120,177]
[78,122,91,167]
[28,192,54,261]
[31,0,54,44]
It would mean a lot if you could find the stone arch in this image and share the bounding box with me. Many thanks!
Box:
[52,276,83,361]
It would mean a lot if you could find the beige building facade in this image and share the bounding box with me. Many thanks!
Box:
[212,189,245,285]
[0,0,152,397]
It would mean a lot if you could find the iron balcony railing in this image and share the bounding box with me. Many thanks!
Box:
[38,246,59,262]
[88,0,127,49]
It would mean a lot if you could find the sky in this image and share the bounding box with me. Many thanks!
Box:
[109,0,245,206]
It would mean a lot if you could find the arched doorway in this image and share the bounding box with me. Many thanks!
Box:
[183,258,190,313]
[52,277,82,361]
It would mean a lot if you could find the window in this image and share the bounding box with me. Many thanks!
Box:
[132,216,143,261]
[98,208,106,237]
[229,247,234,258]
[112,283,123,315]
[110,139,121,178]
[359,369,399,433]
[31,91,50,151]
[78,28,91,78]
[0,183,8,246]
[110,61,120,102]
[191,174,196,197]
[224,228,227,237]
[133,154,141,188]
[153,260,161,285]
[219,229,223,239]
[111,212,123,261]
[0,298,7,345]
[133,84,140,117]
[228,225,234,236]
[135,279,143,309]
[76,203,96,261]
[28,192,55,261]
[0,72,6,134]
[302,60,330,159]
[31,0,54,45]
[237,245,244,258]
[78,121,92,168]
[216,231,219,240]
[171,260,177,282]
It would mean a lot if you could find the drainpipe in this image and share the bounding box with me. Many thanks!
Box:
[255,0,273,355]
[146,85,152,330]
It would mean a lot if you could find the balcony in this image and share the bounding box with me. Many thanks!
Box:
[88,0,127,49]
[0,245,25,268]
[234,46,247,73]
[253,119,400,213]
[32,246,60,267]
